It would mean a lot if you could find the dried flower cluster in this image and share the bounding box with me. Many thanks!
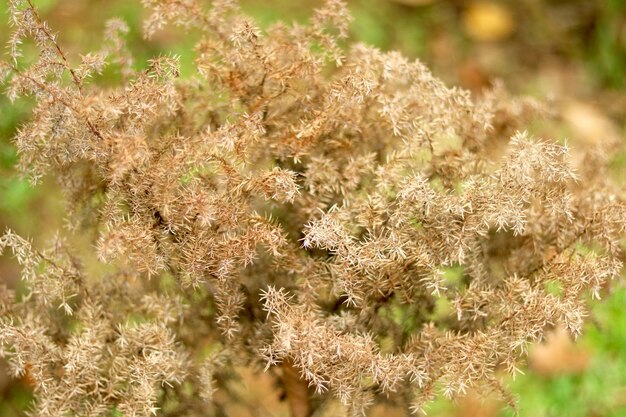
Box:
[1,0,624,416]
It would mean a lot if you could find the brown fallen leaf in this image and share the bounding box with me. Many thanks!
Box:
[561,100,621,146]
[282,359,312,417]
[529,326,591,376]
[455,392,501,417]
[370,403,407,417]
[216,365,290,417]
[458,60,490,91]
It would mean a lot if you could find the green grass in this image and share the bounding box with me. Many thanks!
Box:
[501,286,626,417]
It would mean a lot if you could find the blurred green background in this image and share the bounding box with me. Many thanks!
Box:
[0,0,625,416]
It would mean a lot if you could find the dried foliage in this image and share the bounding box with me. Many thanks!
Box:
[1,0,625,416]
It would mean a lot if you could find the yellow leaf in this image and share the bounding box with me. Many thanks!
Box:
[463,1,515,42]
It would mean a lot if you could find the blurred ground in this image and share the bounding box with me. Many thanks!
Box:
[0,0,625,416]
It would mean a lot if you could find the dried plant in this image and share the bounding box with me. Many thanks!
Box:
[1,0,625,416]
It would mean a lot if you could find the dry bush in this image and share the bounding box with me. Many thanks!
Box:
[0,0,624,416]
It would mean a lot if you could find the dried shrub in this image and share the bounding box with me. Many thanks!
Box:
[1,0,624,416]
